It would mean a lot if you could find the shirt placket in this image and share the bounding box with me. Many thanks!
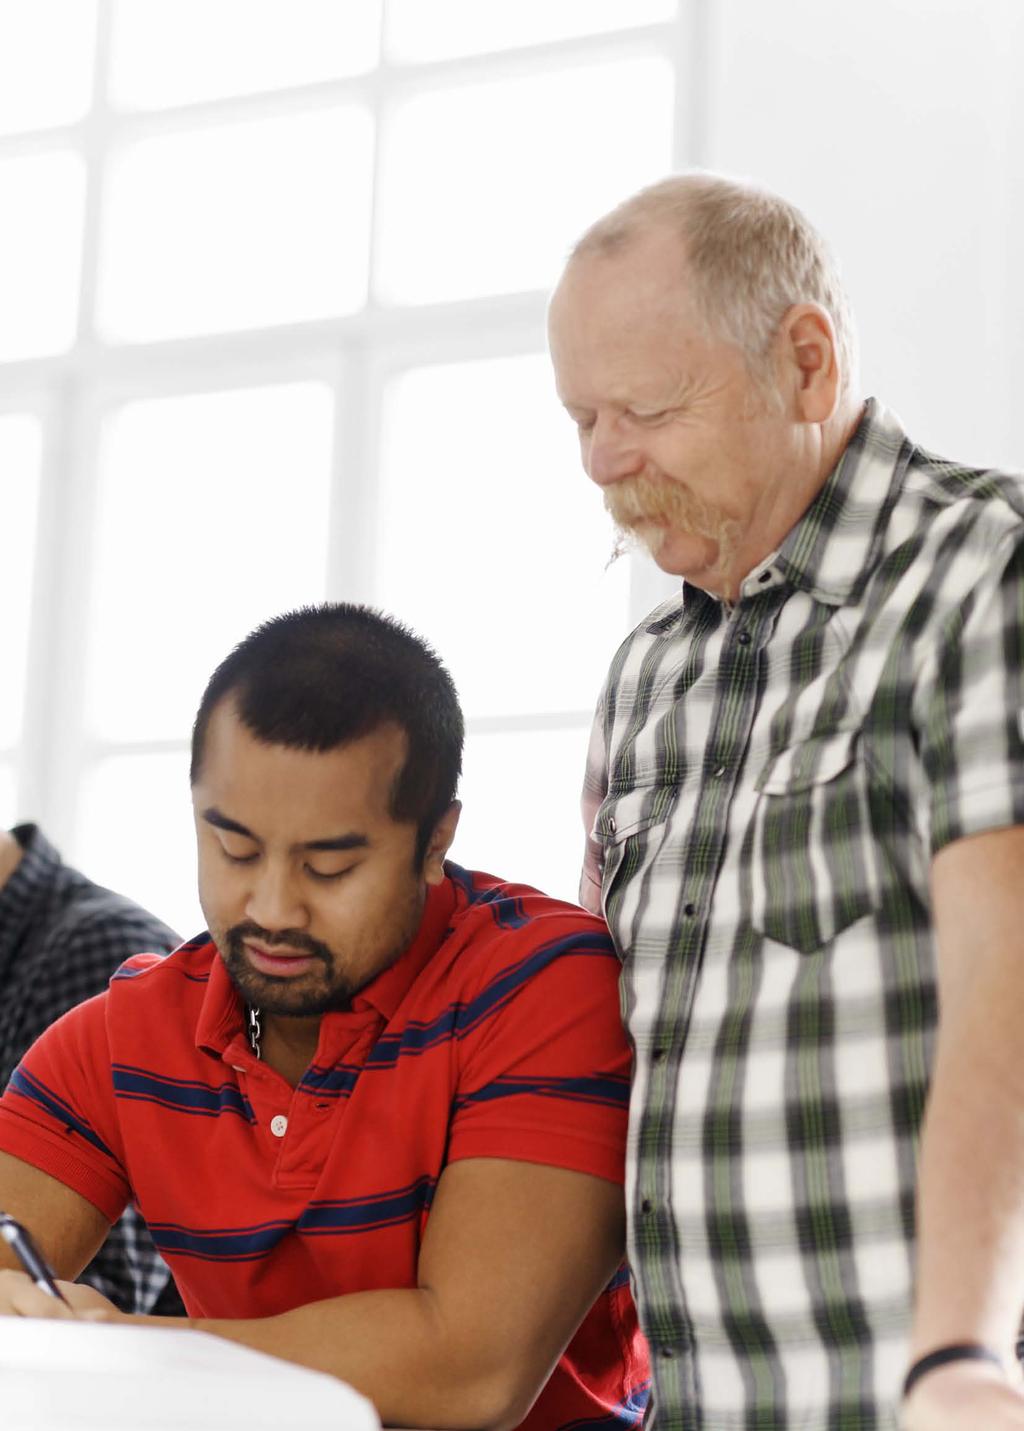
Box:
[636,600,775,1427]
[233,1014,382,1190]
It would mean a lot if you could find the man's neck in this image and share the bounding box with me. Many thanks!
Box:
[258,1012,322,1087]
[719,395,867,603]
[819,395,867,481]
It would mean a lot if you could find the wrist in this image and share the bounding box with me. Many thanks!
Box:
[903,1342,1005,1400]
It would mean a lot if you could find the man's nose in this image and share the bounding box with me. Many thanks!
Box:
[245,865,308,933]
[585,414,644,488]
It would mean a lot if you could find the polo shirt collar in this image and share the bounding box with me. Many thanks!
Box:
[195,873,458,1060]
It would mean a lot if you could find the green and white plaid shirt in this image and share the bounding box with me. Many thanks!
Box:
[582,400,1024,1430]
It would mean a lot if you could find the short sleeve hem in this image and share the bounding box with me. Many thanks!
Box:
[929,776,1024,857]
[447,1125,625,1185]
[0,1108,127,1222]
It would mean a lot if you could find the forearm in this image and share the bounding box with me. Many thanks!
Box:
[911,977,1024,1363]
[143,1287,529,1431]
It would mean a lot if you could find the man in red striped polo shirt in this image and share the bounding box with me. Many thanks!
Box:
[0,604,648,1430]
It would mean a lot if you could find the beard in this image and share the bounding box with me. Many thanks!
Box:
[603,470,741,574]
[214,901,422,1017]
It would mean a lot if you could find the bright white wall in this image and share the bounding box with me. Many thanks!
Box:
[703,0,1024,469]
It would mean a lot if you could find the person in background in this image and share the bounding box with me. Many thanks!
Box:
[547,170,1024,1430]
[0,604,648,1431]
[0,822,182,1314]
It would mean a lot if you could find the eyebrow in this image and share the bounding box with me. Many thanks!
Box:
[200,807,370,854]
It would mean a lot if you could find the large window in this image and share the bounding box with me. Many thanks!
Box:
[2,0,687,933]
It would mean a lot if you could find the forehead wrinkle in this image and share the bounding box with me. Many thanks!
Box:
[561,347,694,415]
[553,306,710,416]
[552,239,721,389]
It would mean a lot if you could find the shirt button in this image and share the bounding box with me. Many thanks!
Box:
[758,570,772,584]
[270,1114,288,1138]
[607,817,617,834]
[652,1047,666,1062]
[737,630,752,646]
[641,1198,654,1213]
[713,765,726,777]
[684,902,696,916]
[660,1345,676,1360]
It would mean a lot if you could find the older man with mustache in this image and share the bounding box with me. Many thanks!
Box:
[548,172,1024,1430]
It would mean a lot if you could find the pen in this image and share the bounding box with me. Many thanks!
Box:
[0,1211,72,1306]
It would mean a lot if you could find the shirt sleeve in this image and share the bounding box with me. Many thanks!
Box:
[0,992,131,1225]
[580,692,610,916]
[917,530,1024,854]
[447,902,630,1185]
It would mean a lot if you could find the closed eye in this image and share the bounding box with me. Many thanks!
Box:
[304,864,355,883]
[221,847,258,866]
[563,406,596,434]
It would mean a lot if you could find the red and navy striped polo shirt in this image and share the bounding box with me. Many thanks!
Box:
[0,863,649,1429]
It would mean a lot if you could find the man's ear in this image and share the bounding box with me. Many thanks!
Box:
[423,801,461,885]
[779,303,841,423]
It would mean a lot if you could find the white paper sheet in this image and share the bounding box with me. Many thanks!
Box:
[0,1317,381,1431]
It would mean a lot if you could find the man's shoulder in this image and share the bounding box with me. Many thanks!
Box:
[880,441,1024,617]
[443,865,616,966]
[106,933,216,998]
[593,589,686,707]
[620,589,685,649]
[425,868,626,1063]
[902,439,1024,533]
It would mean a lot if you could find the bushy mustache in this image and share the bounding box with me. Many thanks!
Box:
[226,919,331,965]
[603,471,739,550]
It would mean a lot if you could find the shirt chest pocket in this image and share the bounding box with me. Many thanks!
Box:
[748,729,881,955]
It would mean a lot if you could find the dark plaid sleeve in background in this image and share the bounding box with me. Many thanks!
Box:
[0,824,185,1315]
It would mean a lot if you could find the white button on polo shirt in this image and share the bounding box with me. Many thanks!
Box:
[270,1114,288,1138]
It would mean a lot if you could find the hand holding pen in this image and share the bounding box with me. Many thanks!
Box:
[0,1210,72,1307]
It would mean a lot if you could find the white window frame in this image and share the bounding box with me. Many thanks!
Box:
[4,0,706,868]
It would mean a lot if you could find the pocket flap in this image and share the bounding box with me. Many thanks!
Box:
[591,789,665,844]
[756,728,859,796]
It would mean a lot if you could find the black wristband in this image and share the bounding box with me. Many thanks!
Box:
[902,1343,1004,1400]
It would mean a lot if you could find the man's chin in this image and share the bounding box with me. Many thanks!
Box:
[223,958,348,1016]
[609,522,668,566]
[616,521,713,570]
[630,521,668,557]
[645,529,738,594]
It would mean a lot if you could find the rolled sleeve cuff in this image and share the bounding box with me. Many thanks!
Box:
[0,1108,128,1224]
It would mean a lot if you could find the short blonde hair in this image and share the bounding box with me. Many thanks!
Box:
[570,171,857,392]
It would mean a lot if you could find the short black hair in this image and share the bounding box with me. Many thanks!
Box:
[190,604,463,863]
